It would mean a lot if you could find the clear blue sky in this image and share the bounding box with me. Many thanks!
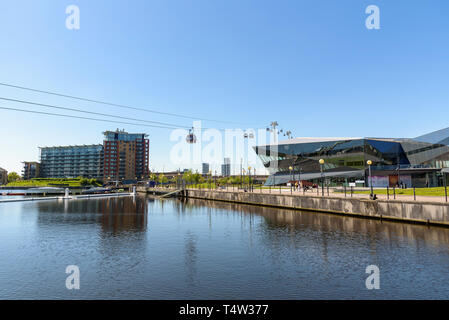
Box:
[1,0,448,174]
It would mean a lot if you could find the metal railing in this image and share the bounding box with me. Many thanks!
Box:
[154,180,449,203]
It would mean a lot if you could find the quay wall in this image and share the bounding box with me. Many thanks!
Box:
[136,187,449,226]
[175,189,449,227]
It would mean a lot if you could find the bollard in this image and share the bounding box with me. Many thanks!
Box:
[327,185,329,196]
[344,185,346,197]
[350,186,353,197]
[413,187,416,201]
[393,187,396,199]
[387,186,389,200]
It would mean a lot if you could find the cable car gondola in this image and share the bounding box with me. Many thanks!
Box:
[186,128,197,144]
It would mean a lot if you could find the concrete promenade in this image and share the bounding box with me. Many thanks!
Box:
[182,186,449,204]
[138,186,449,227]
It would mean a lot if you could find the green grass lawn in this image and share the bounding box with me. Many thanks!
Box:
[7,178,101,187]
[335,187,448,196]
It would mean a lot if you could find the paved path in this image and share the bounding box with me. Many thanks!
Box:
[169,186,449,204]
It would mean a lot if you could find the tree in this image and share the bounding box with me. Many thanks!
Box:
[8,172,21,183]
[183,170,193,183]
[157,173,168,184]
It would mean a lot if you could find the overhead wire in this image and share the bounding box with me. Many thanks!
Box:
[0,106,182,129]
[0,82,261,126]
[0,96,191,129]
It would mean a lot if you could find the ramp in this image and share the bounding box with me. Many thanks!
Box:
[159,189,183,198]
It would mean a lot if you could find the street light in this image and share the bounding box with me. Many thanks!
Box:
[248,166,252,191]
[367,160,373,198]
[319,159,325,196]
[289,166,293,191]
[208,170,212,189]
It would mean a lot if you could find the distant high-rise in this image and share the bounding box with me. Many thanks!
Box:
[202,163,209,175]
[221,158,231,177]
[103,129,149,181]
[24,129,150,181]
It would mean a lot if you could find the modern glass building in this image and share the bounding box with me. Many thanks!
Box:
[25,130,150,181]
[254,127,449,187]
[40,145,104,179]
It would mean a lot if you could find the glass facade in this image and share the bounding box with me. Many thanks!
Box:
[40,145,104,179]
[255,136,449,187]
[24,130,150,181]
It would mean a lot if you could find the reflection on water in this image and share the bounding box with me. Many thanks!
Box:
[0,195,448,299]
[183,198,449,247]
[35,196,148,233]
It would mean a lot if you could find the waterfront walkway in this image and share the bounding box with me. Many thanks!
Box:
[149,186,449,204]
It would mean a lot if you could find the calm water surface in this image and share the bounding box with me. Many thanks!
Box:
[0,195,448,299]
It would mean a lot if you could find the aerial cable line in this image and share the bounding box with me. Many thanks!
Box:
[0,106,183,129]
[0,96,267,132]
[0,82,253,125]
[0,96,190,129]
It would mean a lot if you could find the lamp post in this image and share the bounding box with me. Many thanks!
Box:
[319,159,325,196]
[292,166,295,186]
[248,166,252,191]
[254,168,256,191]
[208,170,212,190]
[289,166,293,192]
[367,160,373,199]
[240,158,243,189]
